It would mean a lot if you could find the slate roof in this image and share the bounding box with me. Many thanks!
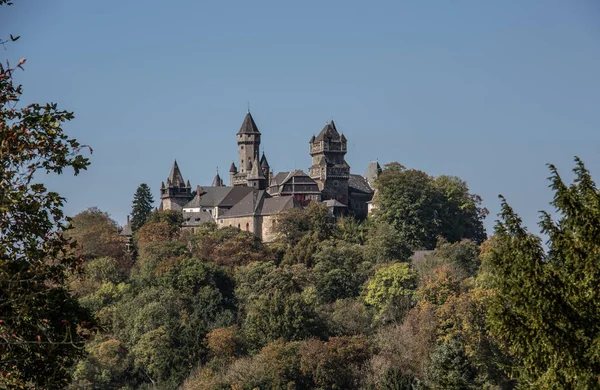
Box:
[182,211,215,227]
[323,199,347,208]
[314,122,341,142]
[248,157,266,180]
[219,189,298,218]
[167,160,186,187]
[349,174,374,194]
[237,111,261,135]
[271,172,290,187]
[229,162,238,173]
[212,172,224,187]
[120,223,132,237]
[260,152,270,168]
[183,186,234,209]
[218,187,254,207]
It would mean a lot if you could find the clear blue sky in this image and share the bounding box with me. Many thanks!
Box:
[3,0,600,238]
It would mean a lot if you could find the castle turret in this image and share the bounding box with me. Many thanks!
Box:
[247,157,267,190]
[237,111,261,175]
[212,170,224,186]
[229,161,238,186]
[160,160,192,211]
[231,111,262,187]
[309,120,350,204]
[260,152,270,186]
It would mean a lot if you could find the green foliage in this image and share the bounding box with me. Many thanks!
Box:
[313,241,370,303]
[373,163,486,250]
[130,183,154,232]
[244,291,324,348]
[364,263,417,323]
[275,202,335,245]
[484,158,600,388]
[364,220,413,263]
[0,10,93,387]
[427,339,479,389]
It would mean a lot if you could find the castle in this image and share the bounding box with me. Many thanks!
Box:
[158,111,381,242]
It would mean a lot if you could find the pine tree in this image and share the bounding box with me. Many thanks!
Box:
[484,157,600,388]
[131,183,154,232]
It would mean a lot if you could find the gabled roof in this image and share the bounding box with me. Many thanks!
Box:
[167,160,185,187]
[349,174,374,194]
[219,190,298,218]
[183,186,234,209]
[271,171,290,187]
[182,211,215,227]
[237,111,261,135]
[218,187,254,207]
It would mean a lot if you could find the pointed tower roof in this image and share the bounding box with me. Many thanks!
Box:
[248,157,265,180]
[260,152,270,168]
[310,134,315,143]
[212,171,224,187]
[168,160,185,187]
[229,161,238,173]
[237,111,261,135]
[313,122,340,142]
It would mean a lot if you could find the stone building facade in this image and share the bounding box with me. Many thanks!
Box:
[159,111,379,242]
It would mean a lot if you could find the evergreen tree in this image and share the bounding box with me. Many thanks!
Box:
[484,158,600,388]
[131,183,154,232]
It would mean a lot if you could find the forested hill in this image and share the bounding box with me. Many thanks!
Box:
[58,161,599,390]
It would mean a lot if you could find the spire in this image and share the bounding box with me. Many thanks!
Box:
[237,111,261,135]
[212,171,224,186]
[229,161,238,173]
[186,179,191,188]
[260,152,270,168]
[310,134,315,143]
[248,157,265,180]
[160,181,165,189]
[167,160,185,187]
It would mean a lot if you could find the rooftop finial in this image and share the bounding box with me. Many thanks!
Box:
[247,100,250,113]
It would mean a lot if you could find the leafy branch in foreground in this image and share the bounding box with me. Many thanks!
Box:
[0,28,93,389]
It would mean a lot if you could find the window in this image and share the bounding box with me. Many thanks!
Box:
[238,224,241,229]
[241,145,244,150]
[246,223,249,231]
[333,180,339,187]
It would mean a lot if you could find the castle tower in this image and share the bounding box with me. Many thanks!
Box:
[237,111,261,175]
[309,120,350,204]
[160,160,192,211]
[260,152,270,186]
[247,156,267,190]
[229,162,238,186]
[231,111,262,186]
[212,169,224,186]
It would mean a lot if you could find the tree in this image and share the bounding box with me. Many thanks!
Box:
[364,263,417,323]
[484,158,600,388]
[131,183,154,232]
[0,10,93,387]
[65,207,126,261]
[373,163,487,250]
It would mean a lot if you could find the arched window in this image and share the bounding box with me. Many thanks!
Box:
[246,223,249,232]
[238,224,240,229]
